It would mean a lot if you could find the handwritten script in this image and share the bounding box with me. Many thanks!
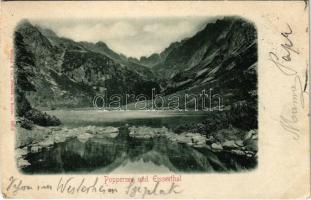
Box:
[269,23,307,140]
[126,181,182,198]
[6,176,118,196]
[5,176,183,198]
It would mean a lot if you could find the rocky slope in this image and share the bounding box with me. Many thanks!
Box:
[14,28,61,128]
[139,17,257,104]
[132,17,257,130]
[15,20,160,109]
[125,17,257,129]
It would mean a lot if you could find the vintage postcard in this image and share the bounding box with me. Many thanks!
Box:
[0,1,310,199]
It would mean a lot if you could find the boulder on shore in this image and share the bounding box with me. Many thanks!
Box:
[77,132,93,143]
[211,143,223,151]
[15,148,28,159]
[173,132,206,146]
[30,145,42,153]
[95,126,119,138]
[244,129,257,140]
[17,158,31,168]
[222,140,239,150]
[129,126,171,139]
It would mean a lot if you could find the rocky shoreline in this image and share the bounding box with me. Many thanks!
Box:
[15,125,119,168]
[16,125,257,169]
[129,126,257,157]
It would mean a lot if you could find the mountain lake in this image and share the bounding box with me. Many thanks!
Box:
[21,110,257,174]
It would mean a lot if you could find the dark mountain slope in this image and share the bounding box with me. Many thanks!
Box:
[140,17,256,81]
[141,17,257,108]
[126,17,257,129]
[14,29,61,128]
[14,21,160,108]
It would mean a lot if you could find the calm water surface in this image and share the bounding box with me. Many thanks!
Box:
[46,110,211,128]
[22,110,256,174]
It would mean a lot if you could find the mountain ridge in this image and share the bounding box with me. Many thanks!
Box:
[14,20,161,110]
[14,16,257,115]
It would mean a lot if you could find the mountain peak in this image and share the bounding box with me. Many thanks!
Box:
[16,19,37,32]
[35,26,58,38]
[95,41,109,49]
[17,19,32,27]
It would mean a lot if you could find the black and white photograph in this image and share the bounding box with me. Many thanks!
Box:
[14,16,258,174]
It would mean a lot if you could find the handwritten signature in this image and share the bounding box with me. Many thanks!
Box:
[126,181,182,198]
[269,23,307,140]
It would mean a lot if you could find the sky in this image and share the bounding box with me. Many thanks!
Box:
[33,17,216,58]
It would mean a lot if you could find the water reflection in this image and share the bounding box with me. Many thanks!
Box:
[22,128,256,174]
